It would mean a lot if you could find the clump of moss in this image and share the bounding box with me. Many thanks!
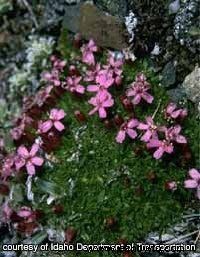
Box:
[28,43,199,249]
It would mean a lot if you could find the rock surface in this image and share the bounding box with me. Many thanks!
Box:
[40,0,67,30]
[63,2,128,49]
[79,3,128,49]
[161,61,176,87]
[182,66,200,105]
[94,0,128,17]
[174,0,200,53]
[62,3,81,33]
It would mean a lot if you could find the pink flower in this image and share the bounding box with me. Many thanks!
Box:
[165,102,188,119]
[88,92,114,118]
[65,76,85,94]
[17,206,33,219]
[1,154,15,180]
[34,85,53,107]
[0,138,4,151]
[184,169,200,199]
[51,55,66,71]
[43,69,61,87]
[147,139,174,159]
[103,55,123,85]
[104,55,123,72]
[87,70,114,95]
[126,74,153,105]
[38,109,66,133]
[116,118,139,143]
[81,39,98,66]
[137,116,158,142]
[1,202,13,223]
[11,114,33,141]
[15,144,44,176]
[84,63,101,82]
[165,181,177,191]
[165,125,187,144]
[11,125,25,140]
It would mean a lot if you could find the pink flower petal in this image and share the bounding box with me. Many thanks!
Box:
[54,121,65,131]
[146,116,154,125]
[76,85,85,94]
[153,147,164,159]
[89,107,98,116]
[50,109,59,120]
[30,144,39,157]
[87,85,99,92]
[147,139,161,148]
[18,146,29,158]
[189,169,200,180]
[75,77,82,84]
[83,52,95,66]
[184,179,198,188]
[54,80,61,87]
[173,125,181,134]
[88,96,97,105]
[99,107,107,118]
[104,77,114,88]
[26,162,36,175]
[15,157,26,170]
[56,109,66,120]
[116,130,126,143]
[171,110,181,119]
[2,203,12,221]
[126,89,135,97]
[138,123,149,130]
[128,119,139,128]
[176,135,187,144]
[165,145,174,154]
[40,120,53,133]
[31,157,44,166]
[18,207,32,218]
[103,98,114,107]
[166,103,176,114]
[132,94,141,105]
[127,129,137,139]
[141,130,152,142]
[142,92,154,103]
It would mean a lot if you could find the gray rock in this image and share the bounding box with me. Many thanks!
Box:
[79,3,128,49]
[169,0,180,14]
[187,254,200,257]
[174,0,200,53]
[161,61,176,87]
[40,0,67,30]
[63,2,128,49]
[0,252,16,257]
[94,0,128,17]
[182,66,200,106]
[62,3,81,33]
[167,86,186,103]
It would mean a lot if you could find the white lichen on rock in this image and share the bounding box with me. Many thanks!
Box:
[151,43,160,56]
[125,10,137,43]
[9,35,55,96]
[25,36,55,71]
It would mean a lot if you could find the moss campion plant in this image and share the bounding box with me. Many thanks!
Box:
[0,36,199,256]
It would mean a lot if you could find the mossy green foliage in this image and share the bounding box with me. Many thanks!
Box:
[23,38,199,256]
